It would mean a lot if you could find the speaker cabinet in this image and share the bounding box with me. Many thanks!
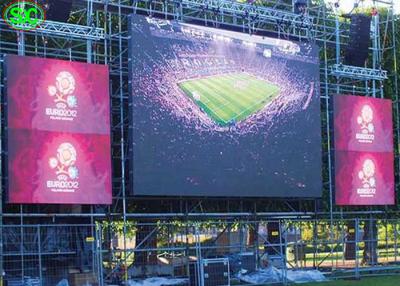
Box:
[344,14,372,67]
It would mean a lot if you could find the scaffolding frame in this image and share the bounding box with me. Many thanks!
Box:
[0,0,399,284]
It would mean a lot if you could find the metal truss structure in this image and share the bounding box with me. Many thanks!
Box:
[9,20,105,40]
[0,0,399,285]
[331,64,388,81]
[180,0,314,29]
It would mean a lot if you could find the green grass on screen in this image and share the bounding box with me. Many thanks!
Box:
[178,72,280,126]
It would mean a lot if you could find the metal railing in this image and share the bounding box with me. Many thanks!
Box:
[99,218,400,285]
[2,224,101,286]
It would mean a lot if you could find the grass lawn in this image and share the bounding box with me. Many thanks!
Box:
[299,276,400,286]
[178,72,280,126]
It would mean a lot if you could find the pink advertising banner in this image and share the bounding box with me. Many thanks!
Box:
[6,55,110,134]
[333,95,395,206]
[334,95,393,152]
[6,55,111,205]
[335,151,394,206]
[8,130,111,204]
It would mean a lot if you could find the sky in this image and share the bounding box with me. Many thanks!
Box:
[325,0,399,14]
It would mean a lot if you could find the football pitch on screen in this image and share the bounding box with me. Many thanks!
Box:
[178,73,281,126]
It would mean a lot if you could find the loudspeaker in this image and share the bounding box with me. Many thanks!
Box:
[344,14,372,67]
[294,0,307,14]
[344,221,356,260]
[41,0,73,22]
[363,220,378,265]
[265,222,285,256]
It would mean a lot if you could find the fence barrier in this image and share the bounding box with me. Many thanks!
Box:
[2,218,400,285]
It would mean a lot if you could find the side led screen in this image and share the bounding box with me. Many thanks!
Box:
[6,55,112,204]
[334,95,395,205]
[129,15,322,197]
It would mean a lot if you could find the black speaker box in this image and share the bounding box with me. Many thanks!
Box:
[294,0,307,14]
[344,221,356,260]
[363,220,378,265]
[41,0,73,22]
[344,14,372,67]
[265,222,285,256]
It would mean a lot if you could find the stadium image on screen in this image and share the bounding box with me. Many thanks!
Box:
[130,15,322,197]
[178,73,280,126]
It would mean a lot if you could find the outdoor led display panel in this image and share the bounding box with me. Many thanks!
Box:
[335,150,394,205]
[129,16,322,197]
[334,95,395,205]
[334,95,393,152]
[6,55,112,204]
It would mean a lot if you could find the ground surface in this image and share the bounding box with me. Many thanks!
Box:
[178,72,280,126]
[299,276,400,286]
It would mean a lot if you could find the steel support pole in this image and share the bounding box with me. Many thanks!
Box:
[0,55,3,286]
[355,218,360,280]
[117,0,128,281]
[87,0,93,63]
[391,3,400,214]
[37,226,43,286]
[327,4,336,268]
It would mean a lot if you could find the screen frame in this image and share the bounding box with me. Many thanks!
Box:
[128,15,323,199]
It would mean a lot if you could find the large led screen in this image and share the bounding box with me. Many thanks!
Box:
[6,55,112,204]
[334,95,394,205]
[129,16,322,197]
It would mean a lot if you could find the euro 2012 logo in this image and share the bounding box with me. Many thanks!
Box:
[355,104,375,144]
[357,159,376,198]
[46,143,79,193]
[45,71,78,121]
[49,143,79,180]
